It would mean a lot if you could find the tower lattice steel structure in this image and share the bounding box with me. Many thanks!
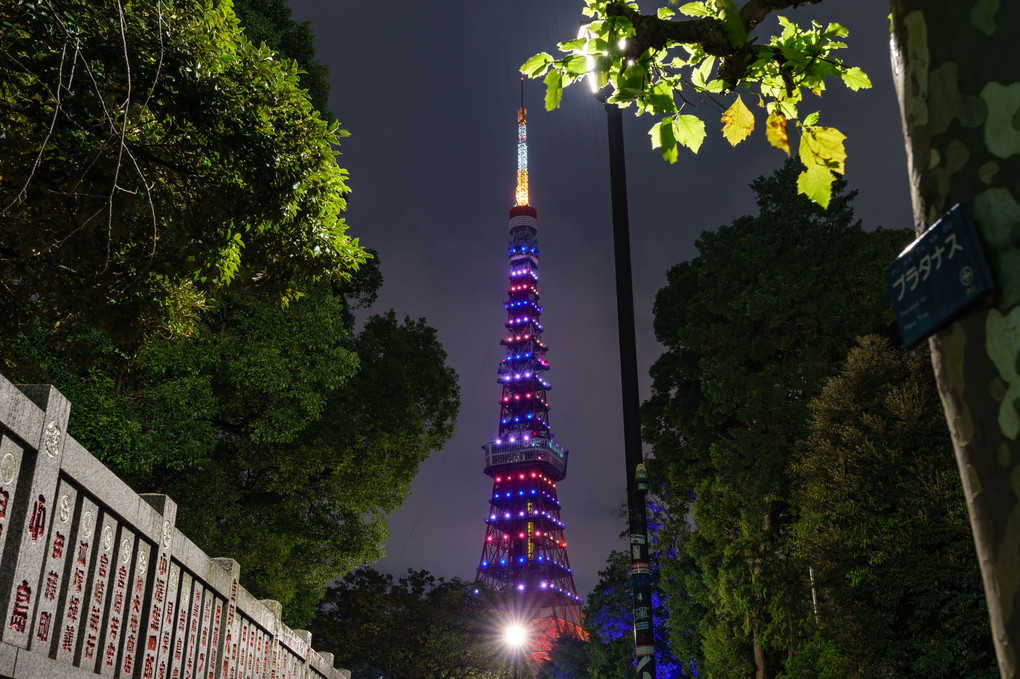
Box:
[476,84,585,664]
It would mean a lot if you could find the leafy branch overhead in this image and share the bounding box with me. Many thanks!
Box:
[0,0,367,343]
[520,0,871,207]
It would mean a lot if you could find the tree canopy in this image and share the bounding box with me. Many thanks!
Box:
[643,161,909,678]
[232,0,334,122]
[4,262,460,626]
[0,0,459,628]
[0,0,365,344]
[580,546,685,679]
[790,336,995,678]
[309,567,505,679]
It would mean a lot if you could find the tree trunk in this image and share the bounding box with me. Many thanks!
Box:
[889,2,1020,676]
[753,632,769,679]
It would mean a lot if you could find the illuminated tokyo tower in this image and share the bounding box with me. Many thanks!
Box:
[476,81,586,663]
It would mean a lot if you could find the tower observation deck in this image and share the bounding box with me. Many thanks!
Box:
[475,83,586,665]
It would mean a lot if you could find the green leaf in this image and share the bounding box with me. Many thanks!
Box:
[679,1,713,17]
[615,62,648,102]
[672,114,706,154]
[650,118,679,164]
[644,81,678,115]
[840,66,872,91]
[823,22,849,38]
[544,69,564,110]
[796,124,847,206]
[692,55,716,88]
[562,54,590,76]
[657,7,675,19]
[803,111,820,126]
[720,95,754,146]
[594,56,611,89]
[797,163,836,208]
[705,79,727,94]
[716,0,747,47]
[521,52,554,78]
[777,15,797,40]
[557,38,587,52]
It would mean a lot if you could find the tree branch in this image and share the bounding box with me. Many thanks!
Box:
[1,40,73,216]
[104,0,133,273]
[739,0,823,30]
[608,0,824,85]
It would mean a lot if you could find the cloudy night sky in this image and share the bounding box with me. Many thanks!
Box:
[284,0,912,600]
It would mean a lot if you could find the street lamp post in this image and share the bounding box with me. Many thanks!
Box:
[571,24,658,670]
[601,95,657,679]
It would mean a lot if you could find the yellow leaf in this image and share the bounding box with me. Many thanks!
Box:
[720,95,754,146]
[799,125,846,174]
[765,111,789,155]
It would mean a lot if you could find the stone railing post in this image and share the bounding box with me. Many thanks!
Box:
[136,494,176,679]
[0,385,71,650]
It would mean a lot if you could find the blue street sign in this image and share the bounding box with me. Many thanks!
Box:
[885,203,995,348]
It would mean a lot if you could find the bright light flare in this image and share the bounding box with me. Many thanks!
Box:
[577,23,598,94]
[504,623,528,649]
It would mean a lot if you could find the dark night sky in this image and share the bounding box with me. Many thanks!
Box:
[286,0,912,600]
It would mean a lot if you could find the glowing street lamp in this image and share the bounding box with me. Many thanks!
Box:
[504,623,528,649]
[503,623,528,679]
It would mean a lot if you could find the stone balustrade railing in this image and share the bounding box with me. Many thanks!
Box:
[0,373,348,679]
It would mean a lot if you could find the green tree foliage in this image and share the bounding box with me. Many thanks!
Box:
[0,0,365,344]
[642,161,909,678]
[0,0,452,628]
[232,0,334,122]
[788,336,996,679]
[521,0,870,206]
[3,265,460,626]
[538,635,590,679]
[155,305,458,627]
[309,568,504,679]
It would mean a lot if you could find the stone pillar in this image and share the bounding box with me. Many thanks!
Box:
[55,495,98,665]
[118,536,152,678]
[138,494,177,679]
[0,436,26,582]
[28,478,75,655]
[294,630,311,679]
[171,567,193,679]
[160,562,181,679]
[98,525,136,677]
[77,509,118,667]
[181,578,205,679]
[1,385,71,649]
[195,585,214,678]
[211,558,241,679]
[259,600,281,679]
